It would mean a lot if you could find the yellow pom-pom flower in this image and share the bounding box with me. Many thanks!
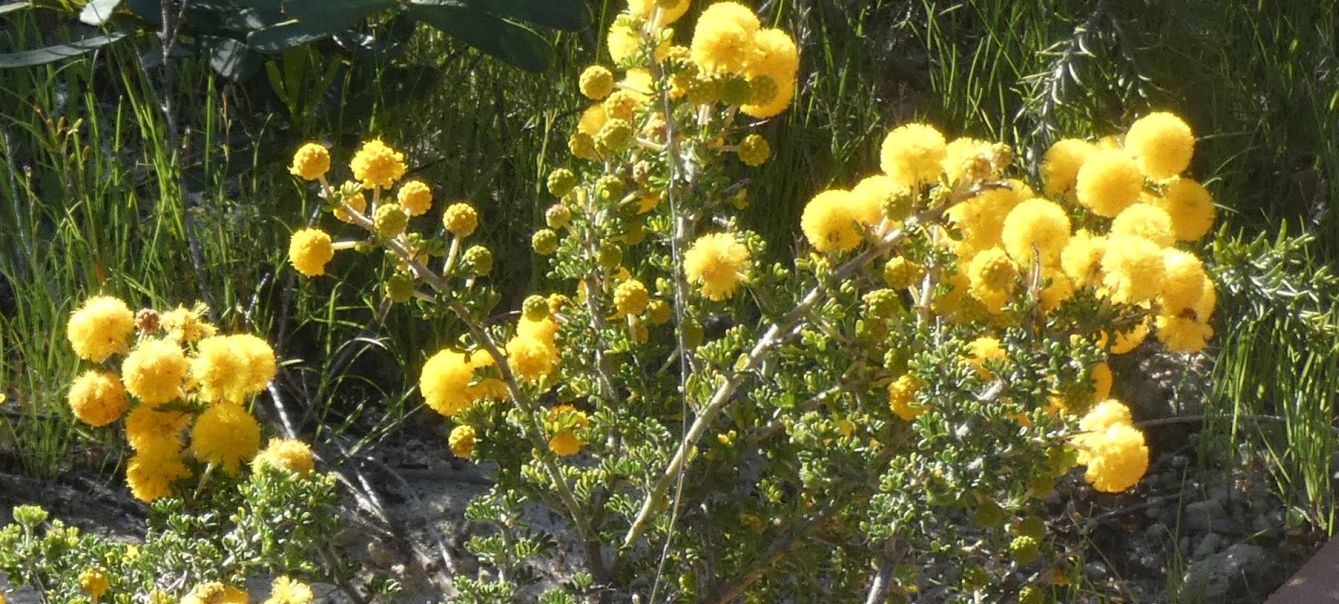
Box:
[579,65,615,100]
[1124,112,1194,180]
[941,137,993,183]
[349,138,407,190]
[1155,314,1213,353]
[1000,198,1071,266]
[850,174,902,227]
[887,374,926,421]
[613,278,650,317]
[1081,423,1149,493]
[946,186,1023,252]
[443,202,479,238]
[68,370,129,427]
[288,228,335,277]
[265,577,314,604]
[1060,230,1107,288]
[160,303,216,344]
[288,143,330,181]
[547,405,590,456]
[190,334,276,404]
[1041,138,1096,198]
[182,583,248,604]
[1111,203,1175,248]
[1152,177,1216,242]
[880,123,947,187]
[690,2,760,75]
[1079,399,1133,433]
[966,247,1019,313]
[190,402,261,474]
[1100,235,1165,304]
[121,338,189,405]
[740,28,799,119]
[506,335,559,382]
[449,424,477,459]
[252,438,315,476]
[67,295,135,363]
[126,440,190,502]
[883,256,923,290]
[1075,149,1143,217]
[684,232,752,301]
[397,180,433,217]
[79,568,109,599]
[966,336,1006,379]
[736,134,771,166]
[125,405,189,451]
[1159,249,1207,314]
[419,349,475,417]
[801,189,863,253]
[606,15,640,65]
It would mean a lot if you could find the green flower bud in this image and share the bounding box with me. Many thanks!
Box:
[647,299,671,325]
[522,295,550,321]
[547,168,578,197]
[595,174,625,202]
[13,505,49,526]
[385,272,415,303]
[719,75,752,106]
[597,241,623,269]
[737,134,771,167]
[568,133,598,160]
[1010,535,1041,565]
[533,229,559,255]
[1017,516,1046,540]
[863,288,901,317]
[882,188,916,221]
[463,245,493,276]
[596,118,634,152]
[545,204,572,229]
[1019,586,1046,604]
[373,203,409,238]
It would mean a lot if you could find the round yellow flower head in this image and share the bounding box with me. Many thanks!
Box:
[691,2,761,75]
[1001,197,1071,266]
[79,567,109,598]
[182,582,248,604]
[1108,318,1150,355]
[160,303,216,344]
[887,374,925,421]
[252,438,315,476]
[628,0,691,24]
[125,405,189,451]
[547,404,590,456]
[333,183,368,223]
[603,91,641,122]
[883,256,923,290]
[288,228,335,277]
[1079,399,1133,433]
[288,143,330,181]
[946,186,1023,251]
[449,424,477,459]
[506,334,559,382]
[1075,149,1143,217]
[941,137,993,183]
[1081,423,1148,493]
[801,189,863,253]
[190,402,261,474]
[349,138,407,190]
[190,334,276,404]
[966,336,1006,379]
[67,295,135,362]
[1159,249,1207,314]
[373,203,410,238]
[850,174,903,227]
[518,316,560,345]
[1155,314,1213,353]
[966,247,1019,313]
[265,576,314,604]
[1041,138,1096,198]
[1152,177,1216,242]
[126,440,190,502]
[579,65,615,100]
[420,349,474,417]
[736,134,771,166]
[121,338,189,405]
[740,28,799,118]
[68,370,129,427]
[397,179,433,217]
[613,278,650,317]
[1100,235,1165,304]
[1111,203,1174,248]
[879,123,947,188]
[684,232,752,301]
[443,202,479,238]
[606,15,640,65]
[1060,229,1107,288]
[1124,112,1194,180]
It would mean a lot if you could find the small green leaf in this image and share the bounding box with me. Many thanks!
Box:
[412,0,588,31]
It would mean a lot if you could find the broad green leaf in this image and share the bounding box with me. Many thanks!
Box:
[0,32,130,68]
[405,3,552,72]
[412,0,588,31]
[0,2,29,16]
[247,0,394,51]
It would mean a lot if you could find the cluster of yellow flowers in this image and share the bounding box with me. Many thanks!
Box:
[65,296,310,501]
[178,576,313,604]
[805,112,1216,493]
[1074,400,1150,493]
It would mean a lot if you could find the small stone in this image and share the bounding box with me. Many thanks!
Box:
[1193,533,1223,559]
[1180,543,1272,601]
[1185,500,1228,532]
[1146,522,1168,540]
